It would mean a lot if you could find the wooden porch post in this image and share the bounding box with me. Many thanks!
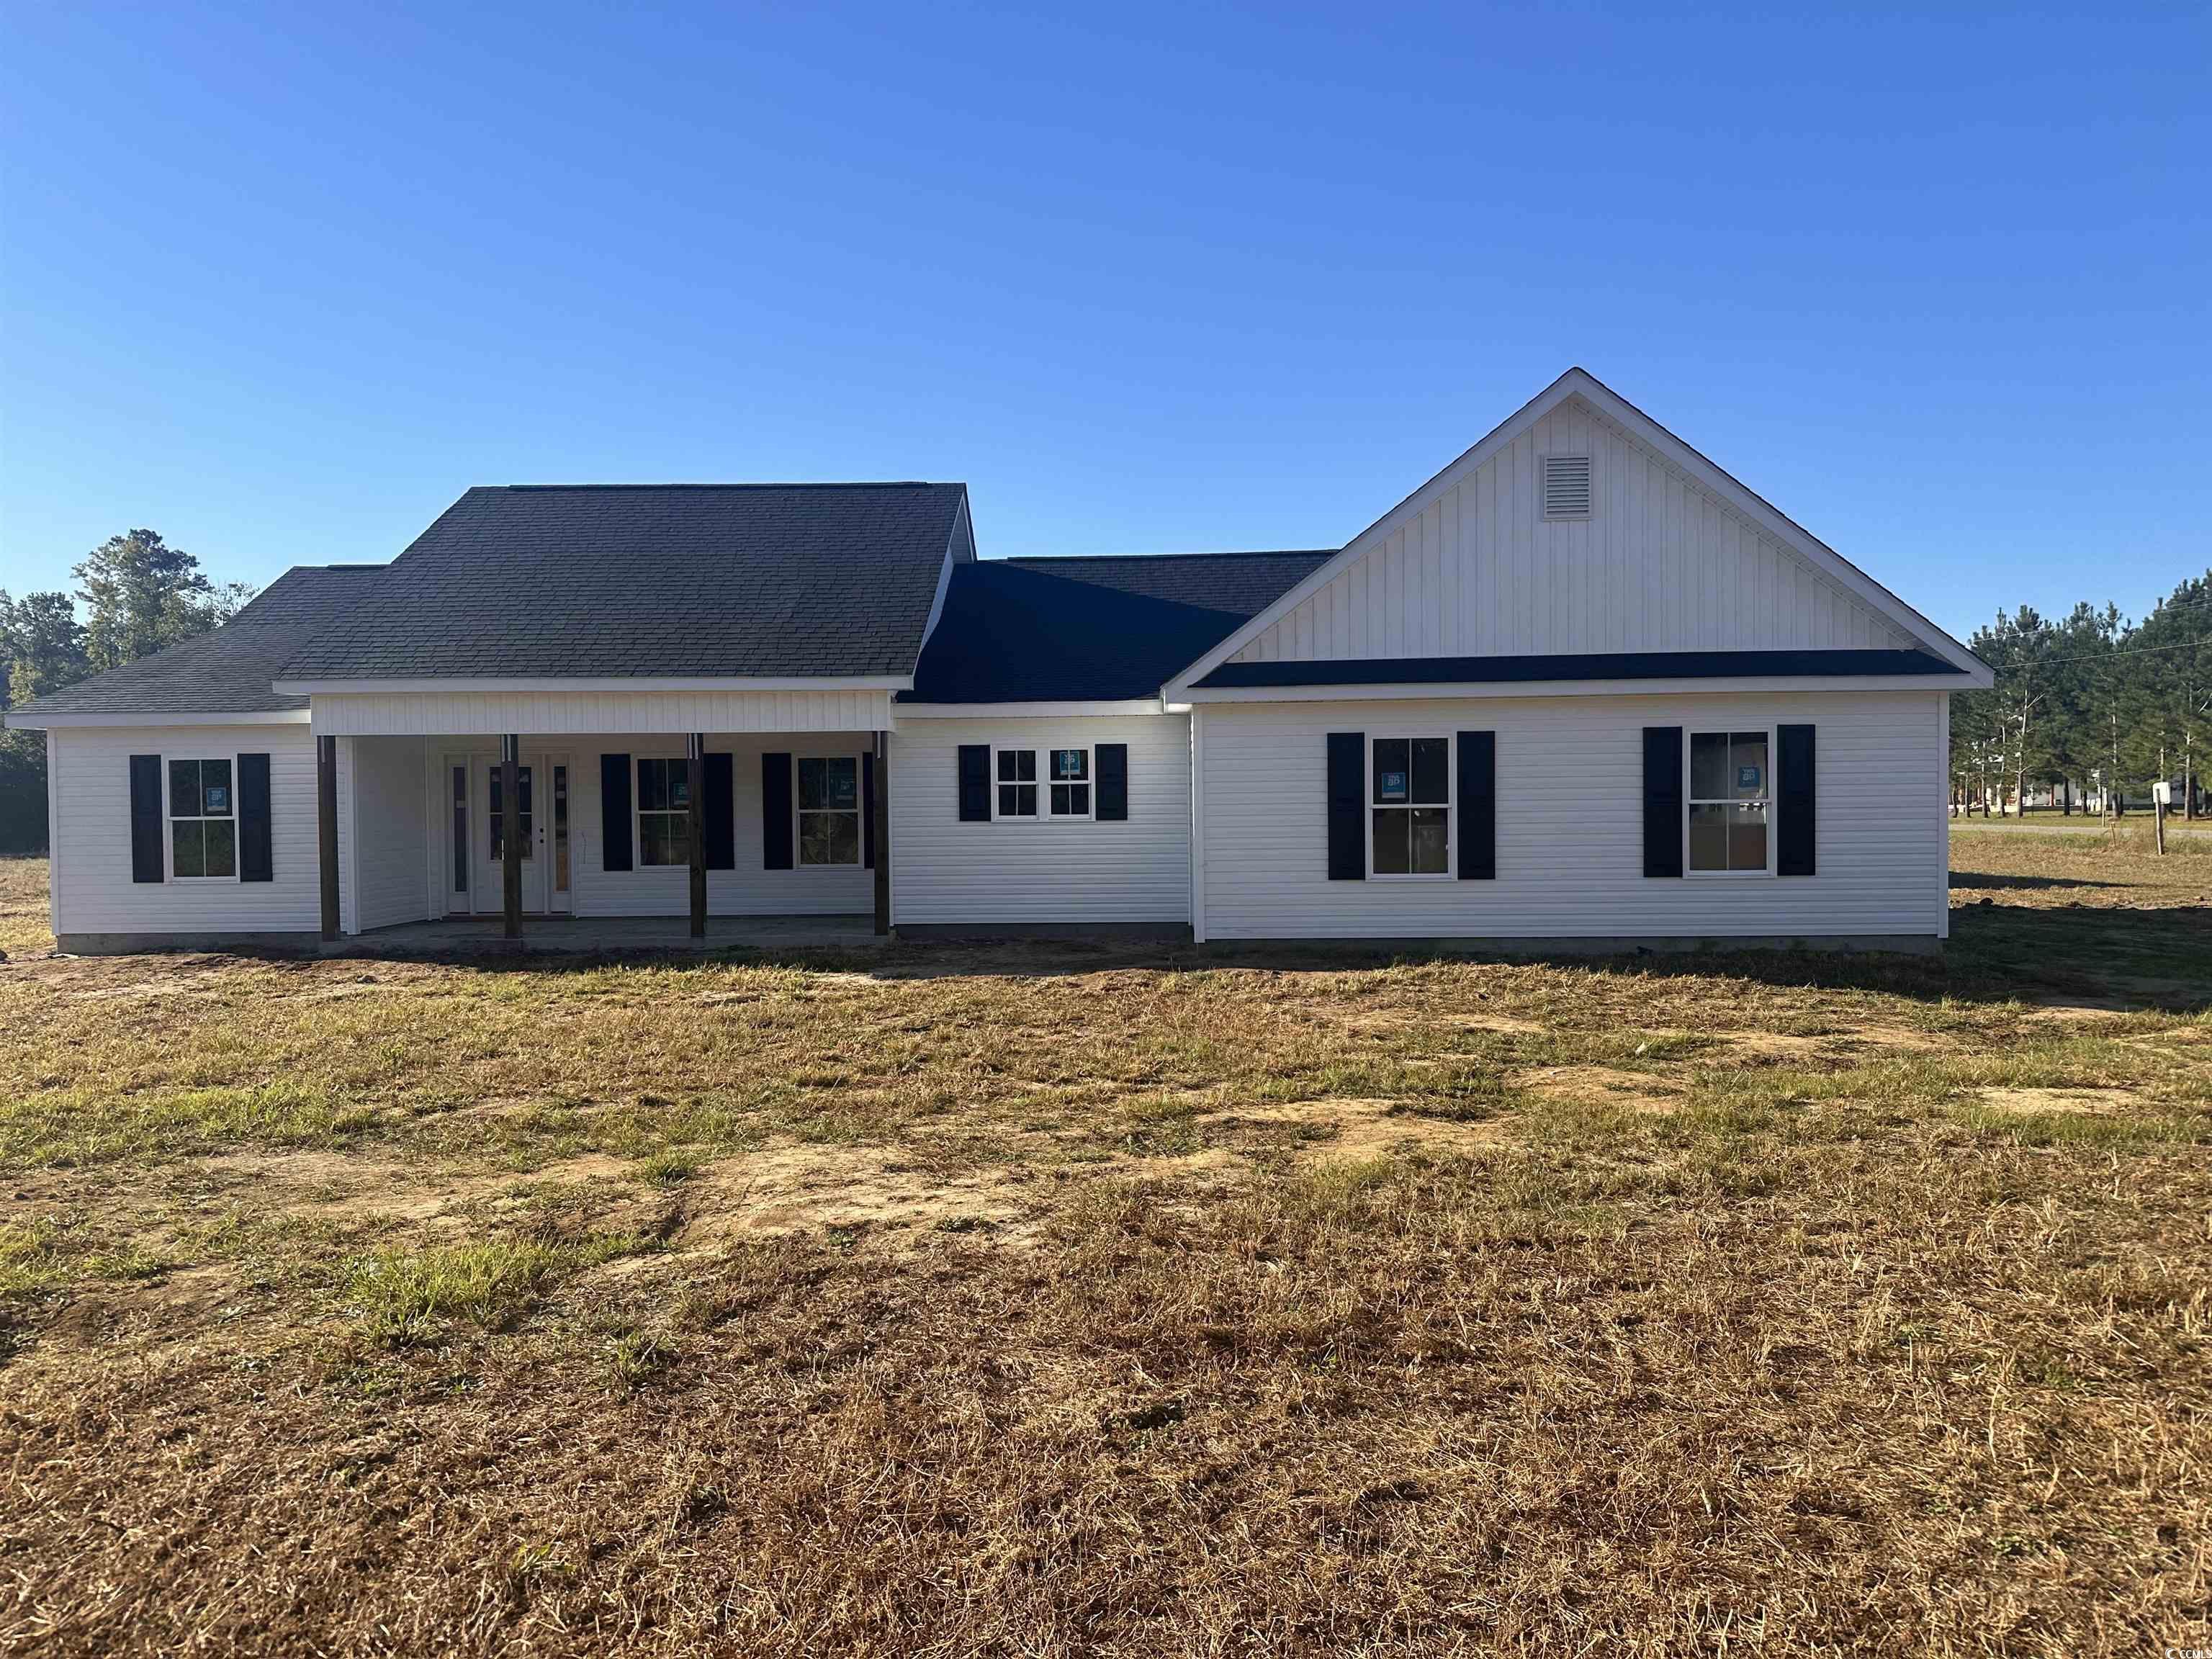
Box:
[687,733,707,940]
[317,735,340,941]
[500,734,522,940]
[873,730,890,936]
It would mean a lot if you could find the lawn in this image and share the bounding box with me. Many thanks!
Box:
[0,835,2207,1656]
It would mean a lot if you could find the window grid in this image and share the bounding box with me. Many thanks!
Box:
[798,755,863,866]
[1686,729,1772,875]
[637,757,689,868]
[1370,737,1450,877]
[168,757,237,881]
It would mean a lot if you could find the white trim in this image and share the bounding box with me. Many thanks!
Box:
[1189,708,1207,943]
[1045,746,1094,821]
[1161,367,1992,696]
[4,709,312,729]
[989,746,1041,821]
[894,700,1165,720]
[43,729,62,937]
[794,752,866,867]
[1682,725,1776,879]
[1937,694,1952,940]
[1182,674,1975,704]
[163,751,243,884]
[274,675,912,695]
[1365,732,1455,880]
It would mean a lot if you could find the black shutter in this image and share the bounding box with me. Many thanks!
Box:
[129,755,163,883]
[600,753,633,872]
[1642,727,1683,878]
[1777,724,1816,876]
[862,752,877,868]
[1456,731,1495,880]
[1326,732,1364,881]
[762,752,793,868]
[1096,743,1129,821]
[702,751,734,871]
[238,753,273,882]
[957,744,989,822]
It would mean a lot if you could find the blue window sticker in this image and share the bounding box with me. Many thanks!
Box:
[1737,765,1761,791]
[1378,770,1408,801]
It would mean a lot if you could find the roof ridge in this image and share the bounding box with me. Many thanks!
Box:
[491,481,955,493]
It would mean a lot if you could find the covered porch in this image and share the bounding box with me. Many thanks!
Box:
[305,686,899,944]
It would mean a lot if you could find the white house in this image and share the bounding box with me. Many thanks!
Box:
[6,369,1991,953]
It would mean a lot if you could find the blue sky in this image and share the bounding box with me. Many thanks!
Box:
[4,2,2206,639]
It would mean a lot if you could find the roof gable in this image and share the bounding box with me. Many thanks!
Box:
[1167,369,1989,693]
[280,482,967,683]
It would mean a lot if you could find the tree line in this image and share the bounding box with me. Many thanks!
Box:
[0,531,254,852]
[1951,568,2212,818]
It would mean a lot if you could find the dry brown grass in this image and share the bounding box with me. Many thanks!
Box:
[1,840,2208,1656]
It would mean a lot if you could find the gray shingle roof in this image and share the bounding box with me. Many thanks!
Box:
[8,565,388,717]
[276,483,966,681]
[906,550,1333,703]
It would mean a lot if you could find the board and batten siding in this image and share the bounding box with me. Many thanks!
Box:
[1196,691,1947,940]
[890,714,1191,925]
[310,688,893,737]
[45,723,322,938]
[1230,395,1915,665]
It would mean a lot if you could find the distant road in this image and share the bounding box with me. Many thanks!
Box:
[1950,816,2210,835]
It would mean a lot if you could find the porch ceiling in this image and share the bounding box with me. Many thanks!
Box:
[307,685,896,736]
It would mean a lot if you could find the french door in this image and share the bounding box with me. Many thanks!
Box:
[447,753,571,915]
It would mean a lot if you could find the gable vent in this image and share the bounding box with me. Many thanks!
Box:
[1542,454,1592,521]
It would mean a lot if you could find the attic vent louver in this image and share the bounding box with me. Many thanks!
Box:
[1543,454,1592,521]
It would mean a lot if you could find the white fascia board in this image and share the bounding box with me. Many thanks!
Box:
[272,675,914,695]
[893,699,1166,721]
[1162,366,1990,696]
[3,708,313,729]
[1182,673,1979,704]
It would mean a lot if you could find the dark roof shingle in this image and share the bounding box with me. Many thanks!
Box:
[906,550,1331,703]
[279,483,966,681]
[9,565,387,717]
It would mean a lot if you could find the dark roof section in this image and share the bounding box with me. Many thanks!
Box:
[9,565,389,717]
[279,482,967,681]
[1195,648,1968,691]
[906,550,1334,703]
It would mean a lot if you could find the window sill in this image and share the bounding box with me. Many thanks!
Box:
[1369,871,1455,881]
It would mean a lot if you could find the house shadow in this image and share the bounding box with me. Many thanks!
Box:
[349,896,2212,1017]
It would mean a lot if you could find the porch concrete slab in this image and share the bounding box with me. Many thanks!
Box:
[333,915,884,957]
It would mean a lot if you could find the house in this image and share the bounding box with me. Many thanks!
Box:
[5,369,1992,953]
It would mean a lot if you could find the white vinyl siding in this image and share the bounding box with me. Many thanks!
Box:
[347,736,432,932]
[1229,395,1917,665]
[892,714,1190,925]
[1197,691,1946,940]
[45,724,322,938]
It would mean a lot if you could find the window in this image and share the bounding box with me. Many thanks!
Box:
[1688,730,1771,873]
[1048,747,1090,818]
[168,758,235,879]
[490,765,534,863]
[637,757,690,867]
[798,755,861,865]
[1372,737,1449,875]
[994,749,1037,819]
[451,766,467,892]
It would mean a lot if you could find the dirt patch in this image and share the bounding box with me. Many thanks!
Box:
[1977,1087,2140,1116]
[1523,1064,1681,1112]
[1226,1096,1514,1158]
[677,1142,1043,1245]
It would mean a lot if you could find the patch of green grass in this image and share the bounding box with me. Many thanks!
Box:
[632,1148,698,1187]
[0,1079,382,1169]
[346,1228,657,1348]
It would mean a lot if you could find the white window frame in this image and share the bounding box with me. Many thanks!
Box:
[1365,732,1453,881]
[794,752,866,868]
[634,753,691,869]
[163,751,241,884]
[1683,724,1776,879]
[989,745,1095,822]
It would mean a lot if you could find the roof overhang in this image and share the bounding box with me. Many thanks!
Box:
[893,699,1166,720]
[271,675,913,695]
[3,708,313,730]
[1194,648,1980,694]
